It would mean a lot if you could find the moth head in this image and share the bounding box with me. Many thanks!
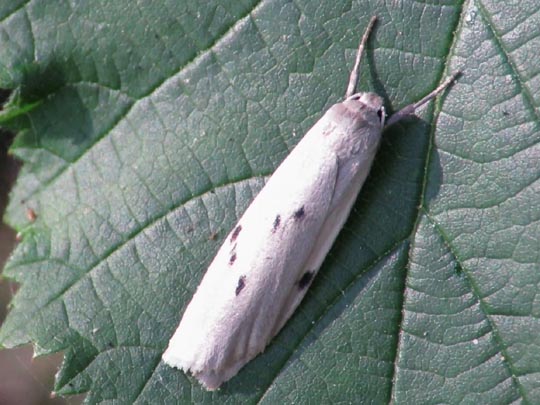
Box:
[344,92,386,127]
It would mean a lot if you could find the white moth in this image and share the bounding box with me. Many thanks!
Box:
[163,16,458,390]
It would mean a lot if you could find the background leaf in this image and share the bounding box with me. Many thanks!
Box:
[1,0,539,403]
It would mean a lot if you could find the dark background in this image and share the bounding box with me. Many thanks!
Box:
[0,89,82,405]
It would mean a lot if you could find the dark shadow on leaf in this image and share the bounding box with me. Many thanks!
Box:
[12,85,96,161]
[19,60,68,103]
[423,146,443,207]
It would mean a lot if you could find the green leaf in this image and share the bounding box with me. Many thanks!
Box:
[1,0,539,403]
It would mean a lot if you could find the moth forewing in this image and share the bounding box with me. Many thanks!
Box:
[162,108,348,389]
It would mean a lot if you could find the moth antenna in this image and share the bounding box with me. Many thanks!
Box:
[345,16,377,98]
[385,71,461,127]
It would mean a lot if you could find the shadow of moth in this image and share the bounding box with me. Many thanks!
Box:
[162,16,458,390]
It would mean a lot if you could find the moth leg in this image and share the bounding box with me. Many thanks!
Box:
[345,16,377,98]
[385,72,460,127]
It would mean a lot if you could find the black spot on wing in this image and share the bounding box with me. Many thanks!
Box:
[293,206,305,220]
[235,275,246,296]
[229,253,237,265]
[297,271,314,290]
[230,225,242,242]
[272,215,281,232]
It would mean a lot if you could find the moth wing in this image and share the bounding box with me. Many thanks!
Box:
[163,121,342,389]
[272,121,381,333]
[272,156,373,334]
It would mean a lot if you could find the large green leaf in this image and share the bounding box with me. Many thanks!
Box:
[1,0,539,403]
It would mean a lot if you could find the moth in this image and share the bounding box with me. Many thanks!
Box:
[162,16,458,390]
